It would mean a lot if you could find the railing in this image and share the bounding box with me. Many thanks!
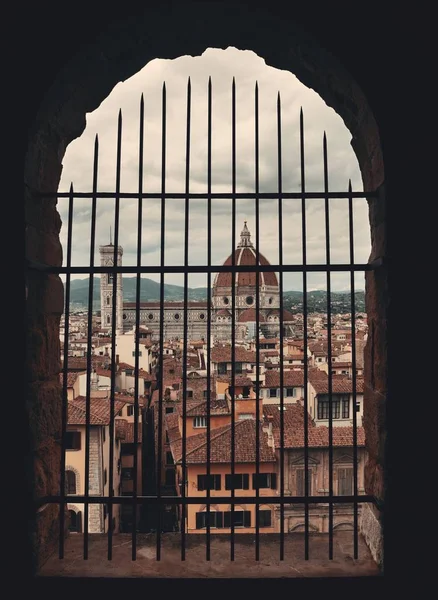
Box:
[29,77,381,565]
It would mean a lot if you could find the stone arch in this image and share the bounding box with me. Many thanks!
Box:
[333,522,355,531]
[289,522,319,533]
[65,465,80,494]
[25,3,387,571]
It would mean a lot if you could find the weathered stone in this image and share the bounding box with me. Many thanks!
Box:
[26,316,61,381]
[27,379,62,452]
[25,225,63,267]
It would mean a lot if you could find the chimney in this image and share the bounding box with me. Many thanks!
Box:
[262,414,275,447]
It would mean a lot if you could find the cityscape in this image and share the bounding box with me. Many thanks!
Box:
[61,221,367,536]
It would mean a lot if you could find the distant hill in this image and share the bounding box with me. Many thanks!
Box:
[67,277,365,313]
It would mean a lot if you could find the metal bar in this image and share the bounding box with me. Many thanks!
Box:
[107,108,122,560]
[300,108,310,561]
[43,191,379,200]
[254,81,260,562]
[206,76,212,561]
[42,494,376,506]
[349,179,359,559]
[132,93,144,561]
[83,134,99,559]
[26,261,382,275]
[277,92,285,561]
[180,76,191,562]
[323,132,334,560]
[59,182,74,559]
[156,81,166,561]
[230,76,236,560]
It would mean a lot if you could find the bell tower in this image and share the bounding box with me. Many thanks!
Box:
[99,232,124,335]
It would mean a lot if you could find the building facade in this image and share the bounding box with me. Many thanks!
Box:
[100,222,294,341]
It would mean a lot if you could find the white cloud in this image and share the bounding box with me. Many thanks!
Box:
[58,47,370,290]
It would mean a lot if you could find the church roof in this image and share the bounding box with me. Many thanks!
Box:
[213,222,278,289]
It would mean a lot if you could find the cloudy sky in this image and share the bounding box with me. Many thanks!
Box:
[58,47,370,292]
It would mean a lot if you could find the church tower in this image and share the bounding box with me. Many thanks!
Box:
[99,234,124,335]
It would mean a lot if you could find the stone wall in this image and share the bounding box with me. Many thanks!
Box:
[24,2,387,573]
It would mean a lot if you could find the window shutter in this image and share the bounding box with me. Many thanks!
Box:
[259,510,271,527]
[244,511,251,527]
[346,468,353,495]
[196,512,203,529]
[225,475,232,490]
[243,474,249,490]
[270,473,277,489]
[224,512,231,527]
[214,475,221,490]
[197,475,205,491]
[216,512,223,528]
[276,388,280,397]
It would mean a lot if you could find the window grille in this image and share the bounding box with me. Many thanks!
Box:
[29,77,381,564]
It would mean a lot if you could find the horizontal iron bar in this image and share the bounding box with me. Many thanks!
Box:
[38,494,377,506]
[26,258,383,274]
[41,191,377,200]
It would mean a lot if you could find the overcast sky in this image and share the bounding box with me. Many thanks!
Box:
[58,47,370,292]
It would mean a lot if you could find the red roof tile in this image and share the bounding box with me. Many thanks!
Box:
[68,396,126,425]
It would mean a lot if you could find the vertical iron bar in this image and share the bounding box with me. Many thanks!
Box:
[156,82,166,560]
[254,82,260,562]
[108,108,122,560]
[206,76,212,561]
[84,135,99,559]
[300,109,310,560]
[348,179,359,559]
[59,182,74,559]
[132,94,144,560]
[230,76,236,560]
[277,92,285,561]
[323,132,334,560]
[181,77,191,561]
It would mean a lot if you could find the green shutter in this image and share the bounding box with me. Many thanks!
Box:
[197,475,205,491]
[225,474,232,490]
[196,512,204,529]
[224,512,231,527]
[216,512,223,528]
[215,475,221,490]
[243,474,249,489]
[244,511,251,527]
[270,473,277,489]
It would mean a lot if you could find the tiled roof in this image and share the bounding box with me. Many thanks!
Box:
[59,371,85,387]
[184,397,230,417]
[263,370,304,388]
[171,419,276,464]
[266,309,295,321]
[124,421,143,443]
[211,346,257,363]
[310,374,364,394]
[213,246,278,288]
[238,308,266,322]
[263,404,365,448]
[68,396,126,425]
[118,362,135,370]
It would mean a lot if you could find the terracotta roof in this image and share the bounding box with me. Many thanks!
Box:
[118,362,135,370]
[213,245,278,288]
[211,346,257,363]
[123,421,143,443]
[263,404,365,449]
[263,370,304,388]
[184,397,230,417]
[267,309,295,321]
[238,308,266,322]
[171,419,276,464]
[68,396,126,425]
[310,374,364,394]
[60,371,85,387]
[216,309,232,317]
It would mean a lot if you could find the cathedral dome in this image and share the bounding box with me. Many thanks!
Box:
[238,308,266,322]
[213,222,278,289]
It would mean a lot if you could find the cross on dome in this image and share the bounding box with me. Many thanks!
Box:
[237,221,253,248]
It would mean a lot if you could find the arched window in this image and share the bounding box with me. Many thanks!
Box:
[68,509,82,533]
[65,470,76,494]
